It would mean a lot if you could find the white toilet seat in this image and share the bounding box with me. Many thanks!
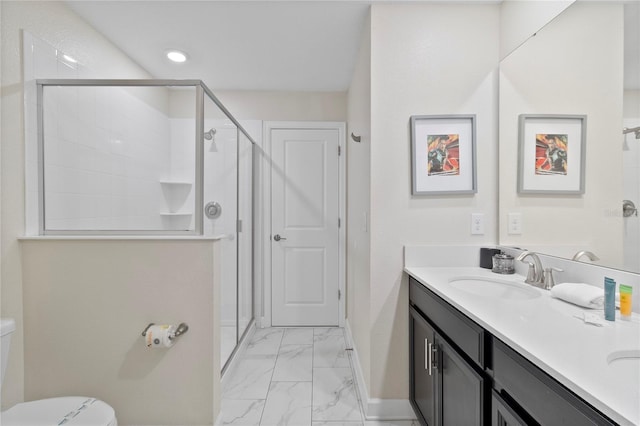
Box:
[1,396,117,426]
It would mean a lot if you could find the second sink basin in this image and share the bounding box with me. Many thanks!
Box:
[448,276,541,300]
[607,349,640,365]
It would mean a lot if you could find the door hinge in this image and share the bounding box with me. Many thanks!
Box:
[237,219,243,233]
[338,145,342,156]
[338,289,341,300]
[338,218,341,228]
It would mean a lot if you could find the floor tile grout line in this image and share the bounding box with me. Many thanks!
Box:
[257,328,285,426]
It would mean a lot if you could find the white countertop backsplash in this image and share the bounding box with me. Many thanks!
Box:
[404,245,640,426]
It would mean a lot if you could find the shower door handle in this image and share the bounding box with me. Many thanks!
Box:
[273,234,287,242]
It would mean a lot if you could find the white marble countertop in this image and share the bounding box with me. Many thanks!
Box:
[405,266,640,426]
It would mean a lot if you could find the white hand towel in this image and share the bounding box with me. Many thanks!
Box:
[550,283,604,309]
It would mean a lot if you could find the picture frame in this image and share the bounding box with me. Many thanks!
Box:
[410,114,477,195]
[518,114,587,194]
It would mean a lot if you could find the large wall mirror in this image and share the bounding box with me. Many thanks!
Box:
[499,1,640,274]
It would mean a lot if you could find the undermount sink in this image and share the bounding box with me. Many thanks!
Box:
[607,350,640,365]
[447,276,541,300]
[606,350,640,381]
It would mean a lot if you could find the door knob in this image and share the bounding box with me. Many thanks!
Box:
[273,234,287,242]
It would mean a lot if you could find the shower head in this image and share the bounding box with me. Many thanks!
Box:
[204,128,217,141]
[623,126,640,139]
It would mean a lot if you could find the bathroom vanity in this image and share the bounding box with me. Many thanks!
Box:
[406,267,640,426]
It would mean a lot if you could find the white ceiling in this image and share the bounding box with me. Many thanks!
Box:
[67,1,638,92]
[67,1,371,92]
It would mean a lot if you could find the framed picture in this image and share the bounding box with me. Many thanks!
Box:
[410,115,477,195]
[518,114,586,194]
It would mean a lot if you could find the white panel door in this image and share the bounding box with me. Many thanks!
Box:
[271,128,340,326]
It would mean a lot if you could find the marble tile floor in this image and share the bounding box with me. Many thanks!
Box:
[219,327,418,426]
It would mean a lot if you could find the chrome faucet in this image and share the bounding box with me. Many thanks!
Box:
[571,250,599,262]
[516,251,544,287]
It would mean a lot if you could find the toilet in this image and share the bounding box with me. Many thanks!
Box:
[1,318,117,425]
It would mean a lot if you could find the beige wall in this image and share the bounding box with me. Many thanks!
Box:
[20,240,219,426]
[215,90,347,122]
[347,3,500,401]
[168,89,346,123]
[625,90,640,117]
[0,0,155,409]
[346,11,372,395]
[498,2,624,267]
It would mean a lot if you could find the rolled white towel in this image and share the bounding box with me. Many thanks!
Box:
[550,283,604,309]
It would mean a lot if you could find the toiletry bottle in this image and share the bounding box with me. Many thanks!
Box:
[619,284,633,321]
[604,278,616,321]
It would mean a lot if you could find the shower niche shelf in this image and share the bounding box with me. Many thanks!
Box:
[159,180,193,186]
[159,180,193,230]
[159,180,193,213]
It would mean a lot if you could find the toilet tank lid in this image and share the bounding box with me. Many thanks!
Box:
[0,318,16,337]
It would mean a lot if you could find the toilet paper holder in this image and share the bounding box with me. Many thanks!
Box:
[141,322,189,341]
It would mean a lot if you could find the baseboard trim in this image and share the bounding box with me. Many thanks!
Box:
[220,321,256,391]
[344,320,417,421]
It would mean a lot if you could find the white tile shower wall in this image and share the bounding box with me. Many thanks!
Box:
[24,32,180,232]
[43,85,171,230]
[168,118,196,183]
[202,121,239,238]
[168,118,197,229]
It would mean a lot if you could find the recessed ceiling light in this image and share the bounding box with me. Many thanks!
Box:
[166,50,188,63]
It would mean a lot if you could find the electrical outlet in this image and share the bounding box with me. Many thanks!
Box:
[508,213,522,235]
[471,213,484,235]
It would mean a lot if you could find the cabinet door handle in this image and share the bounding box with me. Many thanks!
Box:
[427,340,432,376]
[431,344,438,372]
[424,338,429,372]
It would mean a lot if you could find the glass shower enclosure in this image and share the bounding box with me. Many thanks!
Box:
[35,79,254,371]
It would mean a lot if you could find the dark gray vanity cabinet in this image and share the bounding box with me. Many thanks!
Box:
[409,275,619,426]
[410,306,438,426]
[409,277,487,426]
[491,390,529,426]
[439,335,485,425]
[492,338,617,426]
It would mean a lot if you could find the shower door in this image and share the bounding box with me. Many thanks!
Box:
[202,118,239,370]
[201,110,255,371]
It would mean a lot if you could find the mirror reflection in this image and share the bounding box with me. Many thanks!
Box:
[499,1,639,273]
